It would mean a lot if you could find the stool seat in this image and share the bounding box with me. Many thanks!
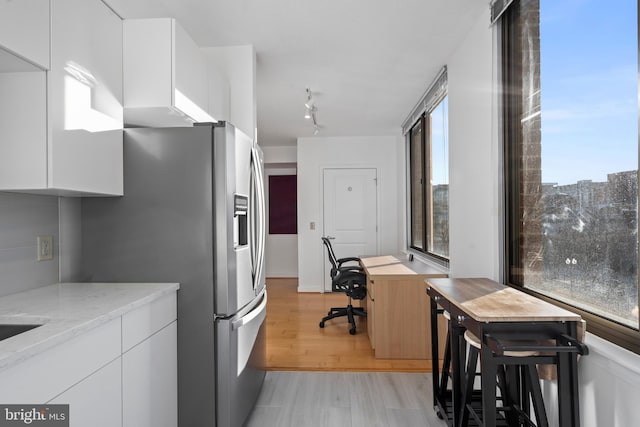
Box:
[463,330,539,357]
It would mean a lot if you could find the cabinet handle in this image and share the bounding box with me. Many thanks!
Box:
[433,295,441,301]
[457,315,466,323]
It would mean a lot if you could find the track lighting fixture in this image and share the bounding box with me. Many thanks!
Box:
[304,88,316,119]
[305,88,315,110]
[304,87,320,135]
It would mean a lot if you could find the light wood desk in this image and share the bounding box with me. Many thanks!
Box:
[359,255,448,359]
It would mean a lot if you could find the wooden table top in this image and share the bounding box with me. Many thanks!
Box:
[360,255,448,278]
[426,277,581,322]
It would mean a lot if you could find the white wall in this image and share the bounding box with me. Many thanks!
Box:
[0,193,59,297]
[59,197,82,282]
[264,166,298,278]
[446,8,500,280]
[575,333,640,427]
[445,8,640,426]
[297,135,403,292]
[262,145,296,165]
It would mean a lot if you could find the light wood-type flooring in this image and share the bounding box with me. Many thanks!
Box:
[245,371,447,427]
[265,278,433,372]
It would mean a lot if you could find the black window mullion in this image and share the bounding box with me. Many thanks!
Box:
[422,114,429,250]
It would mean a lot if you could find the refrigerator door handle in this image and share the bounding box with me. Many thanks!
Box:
[249,148,259,280]
[231,291,267,331]
[256,150,266,286]
[249,154,257,276]
[250,147,266,291]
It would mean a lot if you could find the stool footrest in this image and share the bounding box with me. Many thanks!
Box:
[485,333,589,356]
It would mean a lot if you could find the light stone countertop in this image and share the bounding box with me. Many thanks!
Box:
[0,282,179,372]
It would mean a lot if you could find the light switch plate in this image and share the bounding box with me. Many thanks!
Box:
[37,235,53,261]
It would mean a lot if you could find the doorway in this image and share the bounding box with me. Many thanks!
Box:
[322,168,378,291]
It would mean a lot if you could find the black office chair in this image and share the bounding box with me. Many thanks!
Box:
[318,237,367,335]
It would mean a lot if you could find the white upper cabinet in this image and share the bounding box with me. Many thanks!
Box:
[48,0,123,195]
[124,18,218,127]
[203,45,256,138]
[0,0,50,70]
[0,0,124,196]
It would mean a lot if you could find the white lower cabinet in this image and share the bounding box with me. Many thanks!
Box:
[0,292,177,427]
[49,358,122,427]
[123,322,178,427]
[0,318,121,404]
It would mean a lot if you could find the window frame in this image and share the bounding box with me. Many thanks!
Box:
[407,92,450,265]
[501,0,640,354]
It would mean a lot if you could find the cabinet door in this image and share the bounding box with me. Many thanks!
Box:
[173,22,209,120]
[123,18,173,109]
[0,318,121,404]
[123,322,177,427]
[0,0,50,69]
[123,18,213,126]
[49,0,123,195]
[49,358,122,427]
[0,72,48,190]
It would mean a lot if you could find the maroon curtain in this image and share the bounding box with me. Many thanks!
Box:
[269,175,297,234]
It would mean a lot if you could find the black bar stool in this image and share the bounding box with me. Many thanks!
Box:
[459,329,588,427]
[460,331,544,427]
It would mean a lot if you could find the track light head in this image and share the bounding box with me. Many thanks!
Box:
[304,98,315,109]
[304,87,315,109]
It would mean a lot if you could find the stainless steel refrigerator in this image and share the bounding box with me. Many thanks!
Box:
[80,122,267,427]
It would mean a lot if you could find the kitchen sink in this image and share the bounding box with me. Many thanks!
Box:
[0,324,41,341]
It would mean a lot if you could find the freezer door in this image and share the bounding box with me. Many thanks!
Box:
[216,290,267,427]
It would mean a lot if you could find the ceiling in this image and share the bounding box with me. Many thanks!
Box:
[108,0,486,147]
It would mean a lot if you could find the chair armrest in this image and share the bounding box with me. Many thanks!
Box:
[337,265,363,274]
[336,257,361,266]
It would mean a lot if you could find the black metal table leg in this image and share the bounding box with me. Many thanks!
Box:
[558,322,581,427]
[450,319,466,427]
[481,336,498,427]
[430,298,440,410]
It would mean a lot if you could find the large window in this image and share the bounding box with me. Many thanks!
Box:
[502,0,639,352]
[407,87,449,262]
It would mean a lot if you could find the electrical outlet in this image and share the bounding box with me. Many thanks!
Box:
[37,236,53,261]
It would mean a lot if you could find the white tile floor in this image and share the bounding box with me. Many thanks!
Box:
[244,371,448,427]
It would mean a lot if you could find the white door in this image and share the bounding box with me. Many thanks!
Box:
[323,168,378,291]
